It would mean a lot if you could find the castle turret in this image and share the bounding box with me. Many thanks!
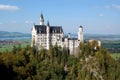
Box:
[68,33,71,38]
[46,21,50,49]
[31,24,36,47]
[78,26,84,42]
[40,13,44,25]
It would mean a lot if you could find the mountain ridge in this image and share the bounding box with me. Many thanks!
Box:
[0,31,120,40]
[0,31,31,37]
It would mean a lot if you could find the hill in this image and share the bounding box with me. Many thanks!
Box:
[1,31,120,41]
[0,43,120,80]
[0,31,31,38]
[84,34,120,41]
[65,33,120,41]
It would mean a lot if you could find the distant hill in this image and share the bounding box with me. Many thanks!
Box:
[0,31,31,38]
[68,33,120,41]
[0,31,120,40]
[84,34,120,41]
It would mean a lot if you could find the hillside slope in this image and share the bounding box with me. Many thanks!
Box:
[0,43,120,80]
[0,31,31,37]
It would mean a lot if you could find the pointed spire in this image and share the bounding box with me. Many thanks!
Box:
[40,13,44,19]
[47,21,50,26]
[40,12,44,25]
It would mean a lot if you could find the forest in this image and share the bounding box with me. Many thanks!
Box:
[0,42,120,80]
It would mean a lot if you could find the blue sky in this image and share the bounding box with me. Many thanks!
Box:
[0,0,120,34]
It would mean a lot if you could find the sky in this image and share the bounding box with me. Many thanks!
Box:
[0,0,120,34]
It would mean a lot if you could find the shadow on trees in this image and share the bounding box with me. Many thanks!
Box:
[0,63,17,80]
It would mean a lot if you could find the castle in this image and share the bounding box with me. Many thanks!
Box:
[31,13,84,55]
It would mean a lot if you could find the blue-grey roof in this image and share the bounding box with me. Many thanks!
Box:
[35,25,46,34]
[68,38,78,40]
[79,25,83,28]
[34,25,63,34]
[50,26,63,33]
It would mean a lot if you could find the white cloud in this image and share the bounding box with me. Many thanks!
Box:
[99,13,104,17]
[112,4,120,10]
[11,21,17,23]
[105,5,111,9]
[104,4,120,11]
[0,4,20,11]
[25,20,33,24]
[105,25,111,29]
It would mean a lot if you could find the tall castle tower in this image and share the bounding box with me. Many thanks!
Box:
[46,21,50,49]
[78,26,84,42]
[40,13,44,25]
[31,13,85,55]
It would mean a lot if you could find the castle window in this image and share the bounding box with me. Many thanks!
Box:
[52,30,54,33]
[60,29,61,33]
[55,30,57,33]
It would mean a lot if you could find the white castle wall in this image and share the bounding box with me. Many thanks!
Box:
[31,14,84,55]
